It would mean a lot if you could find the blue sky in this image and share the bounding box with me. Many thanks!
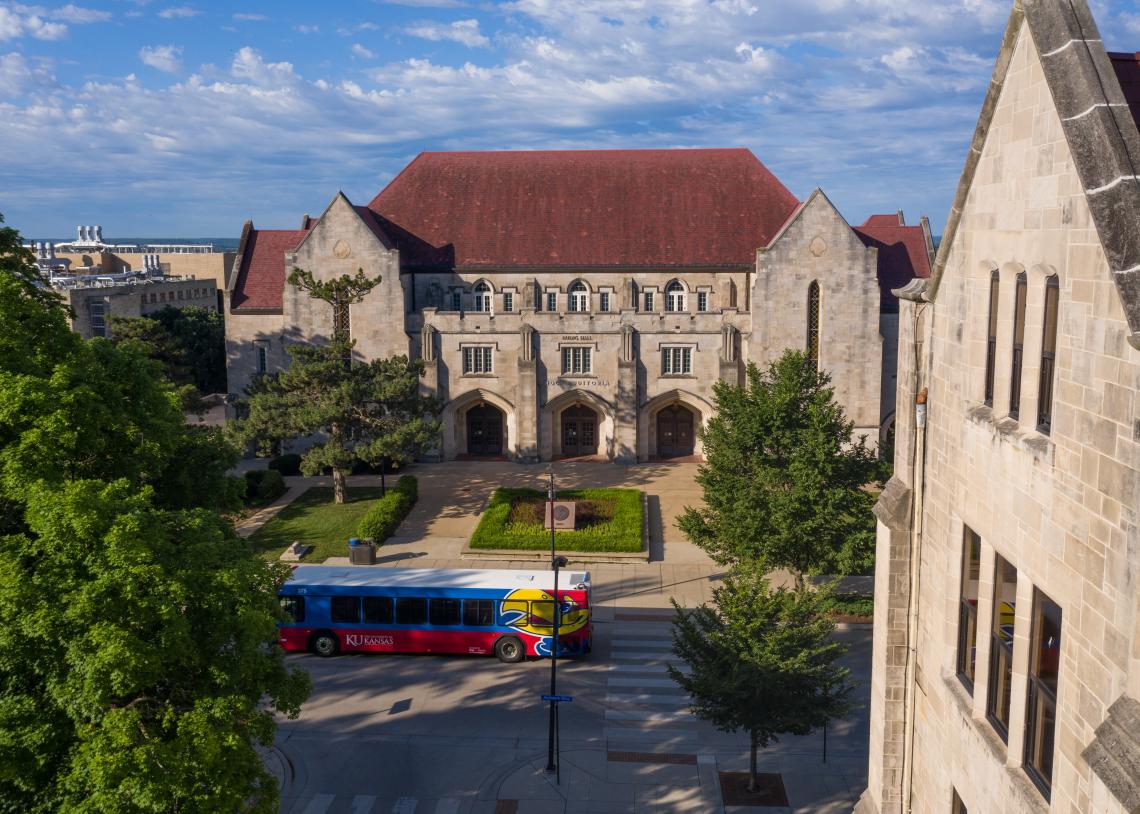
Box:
[3,0,1139,239]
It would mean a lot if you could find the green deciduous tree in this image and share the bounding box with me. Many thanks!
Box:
[110,305,227,410]
[0,215,310,812]
[678,350,884,583]
[668,567,854,792]
[234,341,440,503]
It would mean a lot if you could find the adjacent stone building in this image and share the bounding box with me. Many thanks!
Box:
[860,1,1140,812]
[224,149,930,462]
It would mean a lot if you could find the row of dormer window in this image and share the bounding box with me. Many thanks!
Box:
[426,280,713,315]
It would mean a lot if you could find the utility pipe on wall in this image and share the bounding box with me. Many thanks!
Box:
[901,385,928,814]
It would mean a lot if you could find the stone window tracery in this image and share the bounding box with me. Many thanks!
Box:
[807,281,821,370]
[473,281,492,313]
[568,281,589,313]
[665,280,686,312]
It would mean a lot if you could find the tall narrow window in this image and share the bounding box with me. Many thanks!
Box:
[644,291,655,312]
[697,291,708,312]
[665,280,686,312]
[984,271,999,406]
[599,292,610,313]
[254,341,268,375]
[333,300,350,339]
[807,281,821,370]
[503,292,513,313]
[88,300,107,337]
[568,281,589,313]
[546,291,557,312]
[1009,272,1027,419]
[451,289,462,312]
[956,528,982,692]
[473,282,492,313]
[1036,276,1059,434]
[987,555,1018,741]
[1025,590,1061,798]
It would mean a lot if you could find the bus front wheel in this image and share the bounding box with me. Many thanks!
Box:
[495,635,525,663]
[310,631,339,658]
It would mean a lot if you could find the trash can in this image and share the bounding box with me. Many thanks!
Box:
[349,538,375,565]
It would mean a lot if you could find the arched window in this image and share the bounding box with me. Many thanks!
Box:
[473,281,492,313]
[665,280,686,313]
[807,281,821,370]
[1009,272,1027,419]
[984,271,999,406]
[1036,275,1059,433]
[568,281,589,313]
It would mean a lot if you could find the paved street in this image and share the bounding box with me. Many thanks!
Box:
[255,461,871,812]
[275,605,870,813]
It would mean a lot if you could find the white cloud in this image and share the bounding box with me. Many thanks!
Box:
[295,24,319,33]
[52,4,112,24]
[138,44,182,73]
[0,51,55,96]
[351,43,376,59]
[233,13,266,21]
[158,6,198,19]
[406,18,489,48]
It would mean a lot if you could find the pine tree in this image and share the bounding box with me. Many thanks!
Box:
[677,349,884,584]
[669,566,854,792]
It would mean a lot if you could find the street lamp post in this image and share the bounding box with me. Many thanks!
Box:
[545,469,567,780]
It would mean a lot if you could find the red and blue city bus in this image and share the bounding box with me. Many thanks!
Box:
[277,565,592,663]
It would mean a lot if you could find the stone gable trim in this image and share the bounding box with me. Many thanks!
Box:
[1081,694,1140,813]
[292,191,396,256]
[226,219,253,294]
[872,476,912,531]
[927,0,1140,348]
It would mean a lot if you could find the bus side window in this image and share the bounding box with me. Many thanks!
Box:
[363,596,393,624]
[331,596,360,623]
[280,596,305,623]
[463,599,495,626]
[429,598,461,626]
[529,601,555,628]
[396,597,427,625]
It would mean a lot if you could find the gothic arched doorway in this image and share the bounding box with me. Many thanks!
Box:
[656,404,695,458]
[465,403,504,456]
[560,404,598,457]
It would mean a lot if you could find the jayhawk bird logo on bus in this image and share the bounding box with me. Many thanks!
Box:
[500,588,589,655]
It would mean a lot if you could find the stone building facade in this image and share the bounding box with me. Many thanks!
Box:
[63,277,218,340]
[859,2,1140,813]
[224,149,930,462]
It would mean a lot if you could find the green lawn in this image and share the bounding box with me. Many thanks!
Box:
[470,487,644,552]
[248,487,385,562]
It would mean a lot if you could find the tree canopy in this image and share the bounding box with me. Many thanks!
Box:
[669,567,854,791]
[111,305,227,399]
[233,340,441,503]
[0,216,309,812]
[678,350,884,581]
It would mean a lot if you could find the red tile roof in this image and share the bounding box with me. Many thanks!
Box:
[366,149,801,269]
[1109,52,1140,132]
[854,215,932,308]
[230,228,308,311]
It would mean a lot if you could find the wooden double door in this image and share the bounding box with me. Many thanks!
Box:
[657,405,695,458]
[466,404,503,456]
[560,405,598,457]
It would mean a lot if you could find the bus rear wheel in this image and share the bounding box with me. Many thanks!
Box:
[495,635,525,663]
[310,631,339,658]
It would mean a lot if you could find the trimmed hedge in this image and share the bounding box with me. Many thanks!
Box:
[356,475,417,543]
[268,453,302,476]
[244,468,286,505]
[469,487,643,552]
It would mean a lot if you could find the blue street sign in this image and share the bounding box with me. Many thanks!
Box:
[541,694,573,703]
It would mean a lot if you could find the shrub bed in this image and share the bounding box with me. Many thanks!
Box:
[244,468,286,506]
[356,475,418,543]
[267,453,302,476]
[470,488,643,552]
[822,592,874,622]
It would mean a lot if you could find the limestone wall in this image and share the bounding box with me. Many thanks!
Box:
[887,21,1139,814]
